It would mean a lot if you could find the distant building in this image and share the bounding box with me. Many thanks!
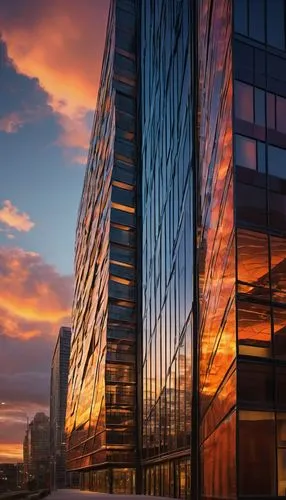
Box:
[23,432,29,485]
[24,413,50,489]
[0,463,24,492]
[50,326,71,489]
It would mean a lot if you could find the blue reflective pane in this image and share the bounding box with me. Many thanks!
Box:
[255,88,265,127]
[234,0,248,35]
[267,0,285,50]
[268,145,286,180]
[249,0,265,42]
[236,135,257,170]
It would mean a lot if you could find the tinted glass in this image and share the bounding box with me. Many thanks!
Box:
[249,0,265,42]
[237,229,269,290]
[238,362,274,406]
[257,141,266,173]
[235,81,254,122]
[278,449,286,496]
[277,367,286,408]
[276,96,286,134]
[277,414,286,446]
[234,0,248,35]
[271,236,286,302]
[238,300,271,357]
[236,135,256,170]
[273,308,286,359]
[267,0,285,50]
[255,88,265,127]
[267,93,276,130]
[268,145,286,180]
[239,411,276,496]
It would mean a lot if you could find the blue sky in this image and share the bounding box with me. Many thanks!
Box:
[0,0,109,462]
[0,42,86,275]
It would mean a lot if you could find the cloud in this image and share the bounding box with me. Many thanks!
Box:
[0,200,35,232]
[0,247,72,462]
[0,112,25,133]
[0,444,23,463]
[0,373,50,408]
[0,107,51,134]
[0,247,72,340]
[0,0,109,153]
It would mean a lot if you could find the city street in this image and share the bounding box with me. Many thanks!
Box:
[49,490,169,500]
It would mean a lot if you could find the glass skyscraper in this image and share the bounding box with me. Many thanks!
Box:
[140,1,193,497]
[50,326,71,489]
[66,0,286,497]
[65,0,138,494]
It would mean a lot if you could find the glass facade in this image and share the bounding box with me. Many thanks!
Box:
[233,0,286,497]
[65,0,138,493]
[197,0,236,498]
[140,1,193,498]
[65,0,286,497]
[50,326,71,489]
[197,0,286,498]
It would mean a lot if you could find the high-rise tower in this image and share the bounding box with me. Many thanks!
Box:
[66,0,286,498]
[65,0,138,494]
[50,326,71,489]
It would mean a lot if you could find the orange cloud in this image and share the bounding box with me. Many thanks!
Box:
[0,200,35,232]
[0,247,72,340]
[0,443,23,463]
[0,0,108,152]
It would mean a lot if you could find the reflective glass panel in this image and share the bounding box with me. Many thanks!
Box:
[238,301,271,357]
[271,235,286,302]
[237,229,269,291]
[255,88,265,127]
[239,411,276,496]
[268,145,286,180]
[235,81,254,122]
[276,96,286,134]
[273,308,286,359]
[236,135,256,170]
[249,0,265,42]
[267,0,285,50]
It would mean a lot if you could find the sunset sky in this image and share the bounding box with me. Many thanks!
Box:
[0,0,109,463]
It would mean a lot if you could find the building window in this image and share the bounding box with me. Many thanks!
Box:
[235,0,285,50]
[257,141,266,173]
[238,300,271,358]
[276,96,286,134]
[267,93,276,130]
[266,0,285,50]
[235,135,256,170]
[249,0,265,43]
[234,0,248,36]
[255,88,266,127]
[268,145,286,180]
[277,414,286,495]
[235,81,286,135]
[235,81,254,122]
[239,411,276,496]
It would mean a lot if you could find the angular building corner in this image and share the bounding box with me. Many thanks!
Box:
[65,0,139,493]
[65,0,286,497]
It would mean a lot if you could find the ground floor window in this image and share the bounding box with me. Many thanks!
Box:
[144,457,191,499]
